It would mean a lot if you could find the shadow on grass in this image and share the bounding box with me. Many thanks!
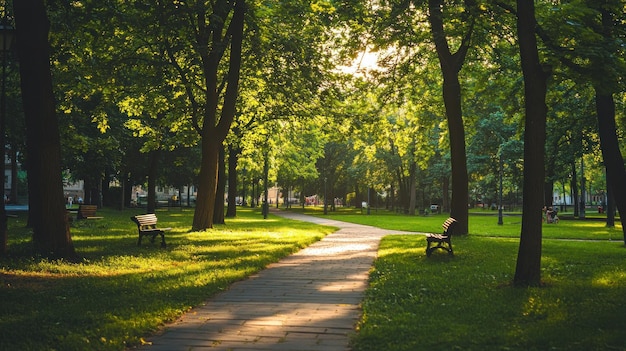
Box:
[0,207,332,350]
[352,235,626,351]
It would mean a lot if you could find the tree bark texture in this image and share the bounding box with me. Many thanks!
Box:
[592,9,626,241]
[9,147,18,204]
[428,0,471,234]
[0,32,7,254]
[14,0,76,259]
[192,0,245,230]
[514,0,547,286]
[147,149,160,214]
[263,152,269,218]
[595,93,626,242]
[213,145,226,225]
[442,175,450,213]
[409,160,416,215]
[571,161,579,218]
[543,179,553,207]
[226,144,240,218]
[605,166,615,228]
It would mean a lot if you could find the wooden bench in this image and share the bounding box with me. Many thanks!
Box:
[426,217,457,257]
[77,204,103,220]
[131,213,170,248]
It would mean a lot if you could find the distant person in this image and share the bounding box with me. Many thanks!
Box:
[546,206,559,224]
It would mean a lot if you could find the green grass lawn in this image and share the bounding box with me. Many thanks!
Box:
[1,205,625,350]
[351,235,626,351]
[0,207,335,351]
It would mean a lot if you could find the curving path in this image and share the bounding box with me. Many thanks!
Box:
[134,209,418,351]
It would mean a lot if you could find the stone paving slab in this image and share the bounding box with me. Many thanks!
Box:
[133,209,418,351]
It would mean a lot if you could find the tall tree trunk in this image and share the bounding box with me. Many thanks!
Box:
[571,161,579,217]
[0,21,8,254]
[544,137,558,207]
[330,180,336,212]
[226,144,240,218]
[263,151,269,219]
[124,176,133,208]
[396,168,407,212]
[84,178,92,205]
[592,7,626,240]
[443,73,469,231]
[544,179,553,207]
[605,167,615,228]
[250,177,255,208]
[442,175,449,213]
[100,172,108,207]
[14,0,76,259]
[301,177,305,210]
[193,136,220,229]
[390,184,395,211]
[514,0,547,286]
[147,149,160,214]
[409,161,416,215]
[120,173,125,210]
[213,145,225,224]
[561,183,567,212]
[579,157,586,219]
[192,0,244,230]
[97,175,104,208]
[428,0,472,234]
[595,93,626,242]
[9,146,18,204]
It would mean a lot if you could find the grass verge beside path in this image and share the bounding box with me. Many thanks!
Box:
[351,235,626,351]
[0,207,335,351]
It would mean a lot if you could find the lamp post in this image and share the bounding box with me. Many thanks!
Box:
[0,17,14,253]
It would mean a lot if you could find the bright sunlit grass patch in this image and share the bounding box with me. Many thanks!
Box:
[592,270,626,287]
[0,207,333,351]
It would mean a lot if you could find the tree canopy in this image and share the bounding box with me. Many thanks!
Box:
[3,1,626,286]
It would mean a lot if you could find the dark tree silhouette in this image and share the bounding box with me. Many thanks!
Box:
[14,0,76,259]
[513,0,548,286]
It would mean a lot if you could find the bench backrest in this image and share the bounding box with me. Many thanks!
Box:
[442,217,457,235]
[132,214,159,230]
[78,205,98,219]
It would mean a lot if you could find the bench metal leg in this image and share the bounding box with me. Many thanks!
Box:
[137,232,166,248]
[426,240,453,257]
[159,232,166,248]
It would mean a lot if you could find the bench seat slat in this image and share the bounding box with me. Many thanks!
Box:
[426,217,456,257]
[131,214,168,248]
[77,205,102,220]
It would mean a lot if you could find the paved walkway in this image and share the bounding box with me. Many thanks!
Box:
[136,209,417,351]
